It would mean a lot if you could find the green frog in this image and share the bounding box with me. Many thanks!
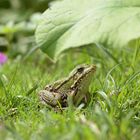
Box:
[39,64,96,108]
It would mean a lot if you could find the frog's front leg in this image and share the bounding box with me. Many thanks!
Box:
[73,91,91,107]
[84,92,91,106]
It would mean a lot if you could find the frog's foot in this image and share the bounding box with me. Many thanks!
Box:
[39,90,62,107]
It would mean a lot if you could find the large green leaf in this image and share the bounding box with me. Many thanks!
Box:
[35,0,140,60]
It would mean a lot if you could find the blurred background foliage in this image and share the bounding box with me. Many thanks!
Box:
[0,0,57,59]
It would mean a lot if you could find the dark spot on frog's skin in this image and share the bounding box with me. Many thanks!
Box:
[61,94,68,107]
[61,93,67,100]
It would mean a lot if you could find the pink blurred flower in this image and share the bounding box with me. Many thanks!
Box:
[0,52,7,64]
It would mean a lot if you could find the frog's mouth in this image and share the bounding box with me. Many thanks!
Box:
[82,64,96,78]
[87,64,96,72]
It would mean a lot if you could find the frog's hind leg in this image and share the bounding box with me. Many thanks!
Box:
[39,90,62,107]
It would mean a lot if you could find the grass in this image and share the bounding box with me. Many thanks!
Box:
[0,46,140,140]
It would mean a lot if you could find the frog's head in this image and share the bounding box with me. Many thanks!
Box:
[70,64,96,81]
[70,64,96,106]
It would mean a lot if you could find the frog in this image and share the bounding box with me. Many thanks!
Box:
[39,64,96,108]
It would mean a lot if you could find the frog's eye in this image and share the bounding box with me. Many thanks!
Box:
[77,67,84,73]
